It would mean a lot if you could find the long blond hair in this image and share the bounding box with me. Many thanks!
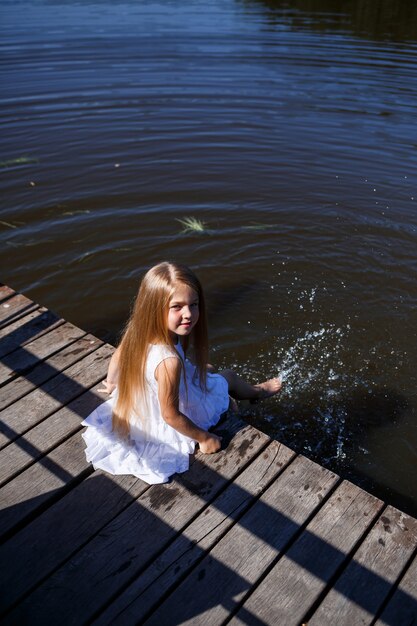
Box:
[112,262,208,437]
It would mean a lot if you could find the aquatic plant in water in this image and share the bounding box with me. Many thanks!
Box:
[176,216,208,234]
[0,220,18,229]
[0,156,39,168]
[242,223,276,231]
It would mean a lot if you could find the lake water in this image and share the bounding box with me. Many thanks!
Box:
[1,0,417,516]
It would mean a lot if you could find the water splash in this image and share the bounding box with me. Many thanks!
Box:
[275,325,351,399]
[233,322,359,468]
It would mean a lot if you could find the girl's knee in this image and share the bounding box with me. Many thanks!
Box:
[218,369,235,385]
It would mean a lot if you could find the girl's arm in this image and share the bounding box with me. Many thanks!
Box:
[156,357,222,454]
[98,345,121,394]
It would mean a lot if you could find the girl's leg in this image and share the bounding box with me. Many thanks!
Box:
[219,369,281,401]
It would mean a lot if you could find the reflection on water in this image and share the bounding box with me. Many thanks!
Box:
[249,0,417,42]
[1,0,416,515]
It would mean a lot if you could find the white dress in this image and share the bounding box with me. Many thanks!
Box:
[81,343,229,484]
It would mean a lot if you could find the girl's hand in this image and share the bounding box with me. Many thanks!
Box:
[97,380,117,394]
[199,432,222,454]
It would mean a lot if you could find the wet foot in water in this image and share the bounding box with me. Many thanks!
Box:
[251,377,282,402]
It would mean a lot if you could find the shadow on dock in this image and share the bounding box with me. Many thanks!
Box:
[0,295,416,624]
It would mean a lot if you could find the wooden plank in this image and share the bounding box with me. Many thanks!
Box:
[0,343,113,449]
[144,455,339,626]
[0,471,150,615]
[4,418,268,625]
[95,440,296,625]
[0,285,15,303]
[0,307,62,358]
[0,293,38,328]
[309,506,417,625]
[0,379,108,486]
[0,320,85,385]
[231,480,383,626]
[0,333,103,411]
[376,555,417,626]
[0,431,91,540]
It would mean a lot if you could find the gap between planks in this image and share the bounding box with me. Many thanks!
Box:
[3,418,272,624]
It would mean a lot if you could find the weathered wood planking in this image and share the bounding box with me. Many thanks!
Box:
[0,378,109,486]
[0,332,103,411]
[309,506,417,625]
[0,471,151,615]
[376,554,417,625]
[4,419,268,625]
[230,481,383,626]
[94,439,296,625]
[0,293,38,327]
[0,431,92,540]
[0,320,86,385]
[0,343,112,537]
[0,343,113,449]
[0,285,15,302]
[144,456,339,626]
[0,307,62,359]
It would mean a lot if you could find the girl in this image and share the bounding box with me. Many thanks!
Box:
[82,262,281,484]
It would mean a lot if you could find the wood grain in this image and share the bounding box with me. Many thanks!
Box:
[0,285,15,302]
[0,294,38,328]
[0,471,150,614]
[0,308,62,358]
[95,439,295,625]
[144,455,339,626]
[0,378,109,485]
[0,320,85,385]
[0,343,113,448]
[309,506,417,625]
[4,418,267,625]
[0,431,91,539]
[231,480,383,626]
[376,554,417,626]
[0,333,103,411]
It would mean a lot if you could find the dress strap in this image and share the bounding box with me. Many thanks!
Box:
[148,344,181,380]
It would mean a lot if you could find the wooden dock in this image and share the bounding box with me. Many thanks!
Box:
[0,283,416,625]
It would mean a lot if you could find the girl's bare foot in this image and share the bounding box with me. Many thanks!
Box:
[219,369,282,403]
[252,377,282,400]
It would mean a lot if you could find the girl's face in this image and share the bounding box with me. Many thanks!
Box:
[167,283,199,339]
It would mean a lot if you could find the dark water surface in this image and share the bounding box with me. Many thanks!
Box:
[1,0,417,515]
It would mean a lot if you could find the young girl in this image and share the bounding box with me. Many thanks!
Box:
[82,262,281,484]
